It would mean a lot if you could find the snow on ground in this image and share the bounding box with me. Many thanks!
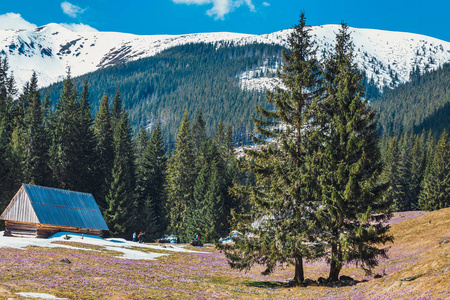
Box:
[14,292,68,299]
[0,231,203,260]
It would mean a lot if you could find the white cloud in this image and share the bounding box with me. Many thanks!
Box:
[172,0,255,20]
[61,1,86,18]
[60,23,98,32]
[0,13,37,31]
[262,2,270,6]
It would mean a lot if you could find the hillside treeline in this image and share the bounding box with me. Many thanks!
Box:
[0,59,252,241]
[44,42,284,147]
[374,63,450,137]
[380,130,450,211]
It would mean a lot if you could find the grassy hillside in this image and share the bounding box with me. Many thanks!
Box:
[0,208,448,299]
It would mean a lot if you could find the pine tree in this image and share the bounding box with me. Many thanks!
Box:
[93,94,114,211]
[105,111,136,237]
[419,130,450,210]
[219,13,324,285]
[166,111,195,242]
[318,23,392,281]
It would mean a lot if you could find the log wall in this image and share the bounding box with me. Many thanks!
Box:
[4,221,103,238]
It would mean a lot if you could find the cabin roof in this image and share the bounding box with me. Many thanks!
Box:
[1,184,109,231]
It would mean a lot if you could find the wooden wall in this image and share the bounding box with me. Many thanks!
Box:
[4,221,103,238]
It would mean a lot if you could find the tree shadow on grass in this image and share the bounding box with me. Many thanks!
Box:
[246,278,365,289]
[246,281,289,289]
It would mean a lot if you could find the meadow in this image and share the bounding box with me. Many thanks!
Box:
[0,208,448,300]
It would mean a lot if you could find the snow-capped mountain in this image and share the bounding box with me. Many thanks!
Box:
[1,23,450,91]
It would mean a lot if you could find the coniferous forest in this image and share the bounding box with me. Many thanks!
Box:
[44,42,284,147]
[0,61,253,242]
[0,13,449,285]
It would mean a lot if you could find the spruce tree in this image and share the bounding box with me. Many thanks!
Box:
[166,111,195,242]
[395,132,414,210]
[379,136,402,210]
[318,23,392,281]
[76,79,96,192]
[111,87,122,127]
[105,111,136,237]
[214,122,237,236]
[219,13,324,285]
[0,56,17,214]
[135,124,167,240]
[134,127,150,232]
[203,159,226,241]
[186,157,209,240]
[93,94,114,211]
[187,139,230,242]
[147,124,167,239]
[192,109,207,155]
[21,72,51,185]
[50,71,84,190]
[419,130,450,210]
[135,127,149,168]
[408,133,427,209]
[49,73,94,193]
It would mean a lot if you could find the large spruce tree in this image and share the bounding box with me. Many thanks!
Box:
[21,72,51,185]
[50,73,95,193]
[135,124,167,240]
[318,23,392,281]
[50,72,83,190]
[76,79,97,193]
[166,111,195,242]
[220,13,325,285]
[93,94,114,211]
[0,57,18,214]
[105,110,136,237]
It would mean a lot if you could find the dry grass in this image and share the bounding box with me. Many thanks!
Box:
[0,208,448,299]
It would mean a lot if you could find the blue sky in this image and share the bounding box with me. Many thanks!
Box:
[1,0,449,41]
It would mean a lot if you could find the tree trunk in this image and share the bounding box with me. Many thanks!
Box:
[328,241,342,282]
[293,256,304,285]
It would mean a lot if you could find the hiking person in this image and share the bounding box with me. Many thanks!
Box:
[132,232,136,242]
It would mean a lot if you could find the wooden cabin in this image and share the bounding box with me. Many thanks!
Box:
[0,184,109,238]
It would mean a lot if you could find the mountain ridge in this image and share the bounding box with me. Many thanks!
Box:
[2,23,450,91]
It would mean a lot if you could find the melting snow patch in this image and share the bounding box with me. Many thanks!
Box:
[15,292,67,299]
[0,231,203,260]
